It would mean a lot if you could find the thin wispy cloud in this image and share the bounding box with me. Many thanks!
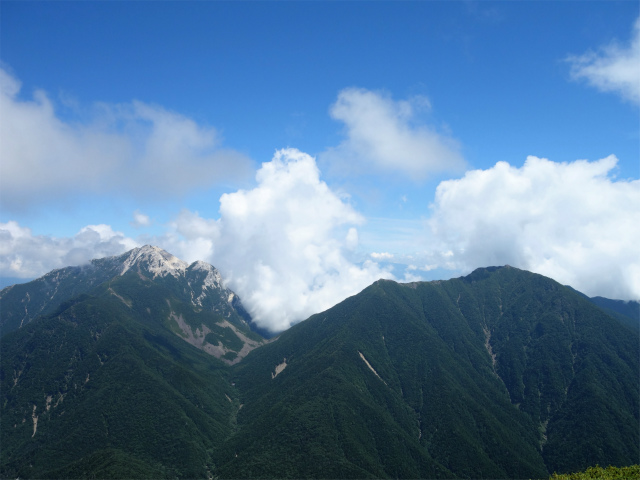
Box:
[567,16,640,105]
[0,68,253,212]
[131,210,152,228]
[370,252,394,260]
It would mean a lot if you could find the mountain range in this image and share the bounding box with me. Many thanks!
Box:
[1,247,637,479]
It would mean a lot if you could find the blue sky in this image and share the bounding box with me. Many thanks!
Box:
[1,1,639,332]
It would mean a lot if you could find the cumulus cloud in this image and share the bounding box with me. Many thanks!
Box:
[0,221,138,279]
[0,68,253,211]
[426,155,640,300]
[160,149,393,332]
[321,88,465,178]
[567,17,640,105]
[206,148,392,332]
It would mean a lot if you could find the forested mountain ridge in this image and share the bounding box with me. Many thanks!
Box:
[1,251,637,479]
[219,266,638,478]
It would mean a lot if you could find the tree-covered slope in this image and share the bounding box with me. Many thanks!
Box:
[551,464,640,480]
[0,286,239,479]
[217,266,638,479]
[442,267,638,473]
[1,258,636,479]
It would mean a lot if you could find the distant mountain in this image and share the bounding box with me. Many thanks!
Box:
[588,296,639,331]
[1,255,637,479]
[563,286,640,332]
[0,245,264,363]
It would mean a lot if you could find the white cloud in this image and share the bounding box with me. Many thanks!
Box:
[401,271,423,283]
[567,17,640,105]
[206,148,392,332]
[0,68,253,211]
[371,252,395,260]
[426,155,640,300]
[322,88,465,178]
[131,210,152,228]
[345,227,359,250]
[158,209,221,266]
[0,221,138,279]
[150,149,394,332]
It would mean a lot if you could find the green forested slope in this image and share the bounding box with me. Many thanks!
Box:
[217,266,638,479]
[0,280,239,479]
[1,264,637,479]
[0,264,119,335]
[443,267,638,473]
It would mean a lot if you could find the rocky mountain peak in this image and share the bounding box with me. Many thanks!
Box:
[189,260,223,288]
[119,245,188,279]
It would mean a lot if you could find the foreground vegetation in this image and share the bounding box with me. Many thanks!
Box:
[551,464,640,479]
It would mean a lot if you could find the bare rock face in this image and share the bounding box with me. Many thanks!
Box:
[119,245,189,279]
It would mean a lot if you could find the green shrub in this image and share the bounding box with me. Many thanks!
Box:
[551,464,640,479]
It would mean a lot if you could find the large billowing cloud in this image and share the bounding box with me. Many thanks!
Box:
[426,155,640,300]
[0,149,392,333]
[322,88,465,178]
[0,68,253,211]
[167,148,393,332]
[0,221,138,279]
[567,17,640,105]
